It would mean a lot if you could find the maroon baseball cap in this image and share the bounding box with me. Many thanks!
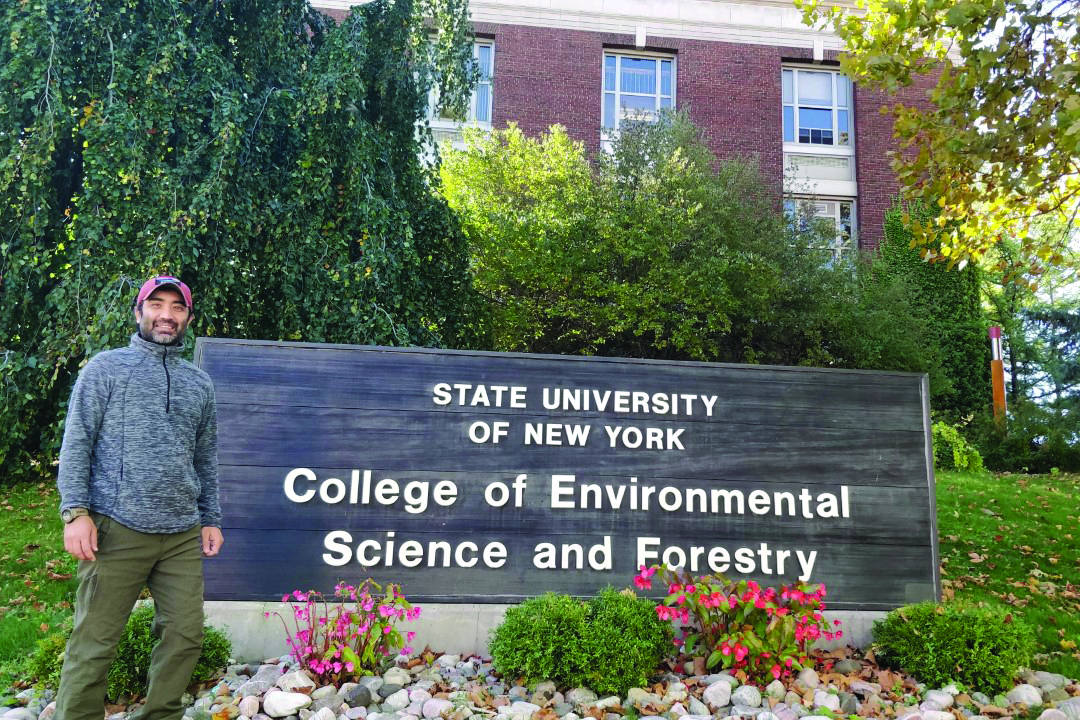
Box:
[135,276,193,308]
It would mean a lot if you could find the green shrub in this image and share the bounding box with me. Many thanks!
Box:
[932,421,984,472]
[28,603,232,699]
[581,588,672,695]
[490,589,671,694]
[490,593,591,687]
[872,602,1034,692]
[28,632,68,690]
[970,404,1080,474]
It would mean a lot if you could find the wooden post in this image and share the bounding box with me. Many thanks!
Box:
[989,326,1006,424]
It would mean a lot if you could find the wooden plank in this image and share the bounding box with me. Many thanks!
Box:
[203,528,936,610]
[201,342,925,432]
[216,466,931,544]
[216,406,928,486]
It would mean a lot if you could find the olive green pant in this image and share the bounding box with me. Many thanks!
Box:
[55,514,204,720]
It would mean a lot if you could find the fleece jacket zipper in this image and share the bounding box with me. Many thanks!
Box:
[162,348,171,414]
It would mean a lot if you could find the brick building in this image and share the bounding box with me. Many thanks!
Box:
[318,0,926,253]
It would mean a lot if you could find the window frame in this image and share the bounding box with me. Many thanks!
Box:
[601,50,676,146]
[782,65,857,198]
[429,39,495,130]
[784,196,858,264]
[782,66,853,151]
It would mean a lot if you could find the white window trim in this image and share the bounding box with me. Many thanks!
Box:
[782,65,856,197]
[600,49,676,149]
[782,65,854,154]
[428,40,494,132]
[786,195,858,263]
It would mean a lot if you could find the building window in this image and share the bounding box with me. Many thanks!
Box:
[782,66,856,199]
[431,41,494,127]
[602,53,674,132]
[784,197,856,264]
[783,68,851,147]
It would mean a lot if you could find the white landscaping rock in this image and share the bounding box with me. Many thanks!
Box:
[508,701,542,717]
[383,667,412,686]
[924,712,955,720]
[731,686,762,709]
[384,689,411,711]
[1007,684,1043,707]
[424,699,455,718]
[566,689,598,707]
[1058,698,1080,720]
[797,669,821,689]
[703,681,732,709]
[1038,711,1069,720]
[312,709,337,720]
[278,670,317,693]
[812,692,840,712]
[1,710,37,720]
[924,691,954,708]
[239,696,261,717]
[264,690,314,718]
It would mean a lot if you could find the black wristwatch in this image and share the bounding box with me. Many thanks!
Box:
[61,507,90,524]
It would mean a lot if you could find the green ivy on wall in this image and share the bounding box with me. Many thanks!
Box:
[877,202,992,421]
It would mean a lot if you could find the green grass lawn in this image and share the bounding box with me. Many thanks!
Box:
[0,482,77,693]
[935,468,1080,679]
[1,470,1078,691]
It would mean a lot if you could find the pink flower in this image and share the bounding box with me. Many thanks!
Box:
[771,665,782,680]
[633,574,652,590]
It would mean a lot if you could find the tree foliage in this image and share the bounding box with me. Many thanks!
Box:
[976,226,1080,471]
[439,112,942,380]
[0,0,482,482]
[799,0,1080,279]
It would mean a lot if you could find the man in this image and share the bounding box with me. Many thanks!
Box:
[55,275,223,720]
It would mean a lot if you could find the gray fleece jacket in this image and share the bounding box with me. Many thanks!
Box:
[57,333,221,533]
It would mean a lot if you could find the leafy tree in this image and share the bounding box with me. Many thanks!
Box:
[440,112,942,380]
[799,0,1080,277]
[975,224,1080,471]
[0,0,482,483]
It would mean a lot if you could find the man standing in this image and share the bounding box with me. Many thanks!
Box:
[55,276,223,720]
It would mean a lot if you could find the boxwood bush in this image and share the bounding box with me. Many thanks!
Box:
[490,588,671,695]
[872,602,1034,692]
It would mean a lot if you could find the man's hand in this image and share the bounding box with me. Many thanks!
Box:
[202,526,224,557]
[64,515,98,561]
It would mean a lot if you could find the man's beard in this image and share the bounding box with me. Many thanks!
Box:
[139,317,187,345]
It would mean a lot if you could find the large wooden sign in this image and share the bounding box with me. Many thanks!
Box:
[195,339,939,610]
